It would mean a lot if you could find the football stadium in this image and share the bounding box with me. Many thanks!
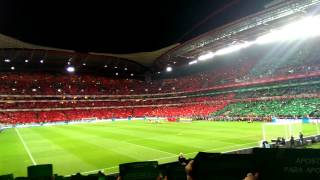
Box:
[2,0,320,179]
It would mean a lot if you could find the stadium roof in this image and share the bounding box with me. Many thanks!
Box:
[90,44,179,67]
[153,0,320,71]
[0,33,74,53]
[0,33,179,66]
[1,0,320,77]
[0,33,179,78]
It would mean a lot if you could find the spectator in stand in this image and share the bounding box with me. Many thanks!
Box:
[178,153,188,165]
[290,136,295,148]
[299,132,304,144]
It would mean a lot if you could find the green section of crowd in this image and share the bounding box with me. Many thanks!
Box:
[187,78,320,98]
[213,98,320,117]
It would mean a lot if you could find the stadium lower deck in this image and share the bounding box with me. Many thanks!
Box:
[1,120,319,177]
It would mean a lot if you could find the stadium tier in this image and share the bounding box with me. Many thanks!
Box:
[2,76,320,123]
[1,38,320,96]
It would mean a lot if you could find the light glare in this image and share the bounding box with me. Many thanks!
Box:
[215,41,253,56]
[66,66,75,72]
[189,60,198,65]
[255,15,320,44]
[198,52,214,61]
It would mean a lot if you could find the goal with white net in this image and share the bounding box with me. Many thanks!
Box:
[145,117,166,123]
[262,121,303,141]
[81,117,98,122]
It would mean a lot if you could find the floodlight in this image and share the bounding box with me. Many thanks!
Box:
[25,59,29,63]
[255,15,320,44]
[4,59,10,63]
[40,60,44,63]
[166,67,172,72]
[198,52,214,61]
[215,41,253,56]
[10,66,15,70]
[189,60,198,65]
[66,66,75,72]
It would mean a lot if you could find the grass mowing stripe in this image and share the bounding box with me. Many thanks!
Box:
[80,141,259,175]
[15,128,37,165]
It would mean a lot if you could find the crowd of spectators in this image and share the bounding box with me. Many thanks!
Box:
[1,38,320,124]
[213,97,320,118]
[2,43,320,97]
[2,75,320,124]
[0,102,228,124]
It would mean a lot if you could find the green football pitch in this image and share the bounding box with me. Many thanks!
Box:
[0,120,319,177]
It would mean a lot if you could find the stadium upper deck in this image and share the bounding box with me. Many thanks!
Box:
[0,0,320,79]
[153,0,320,71]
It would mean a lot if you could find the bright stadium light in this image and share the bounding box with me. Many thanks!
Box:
[255,15,320,44]
[166,66,172,72]
[215,41,253,56]
[198,52,214,61]
[66,66,75,73]
[4,59,10,63]
[10,66,15,70]
[25,59,29,63]
[188,60,198,65]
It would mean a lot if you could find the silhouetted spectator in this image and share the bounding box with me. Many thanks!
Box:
[281,137,286,145]
[299,132,304,144]
[178,153,187,165]
[290,136,295,148]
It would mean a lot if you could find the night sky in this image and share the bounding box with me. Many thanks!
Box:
[0,0,273,54]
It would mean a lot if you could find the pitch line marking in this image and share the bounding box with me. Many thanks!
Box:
[122,141,176,156]
[80,141,258,175]
[15,128,37,165]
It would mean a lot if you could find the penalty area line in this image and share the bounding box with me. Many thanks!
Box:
[15,128,37,165]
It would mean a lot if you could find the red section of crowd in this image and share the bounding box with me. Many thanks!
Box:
[0,95,230,109]
[0,102,228,124]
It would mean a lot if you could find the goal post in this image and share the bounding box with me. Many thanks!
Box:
[262,121,302,141]
[145,117,167,123]
[81,117,98,122]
